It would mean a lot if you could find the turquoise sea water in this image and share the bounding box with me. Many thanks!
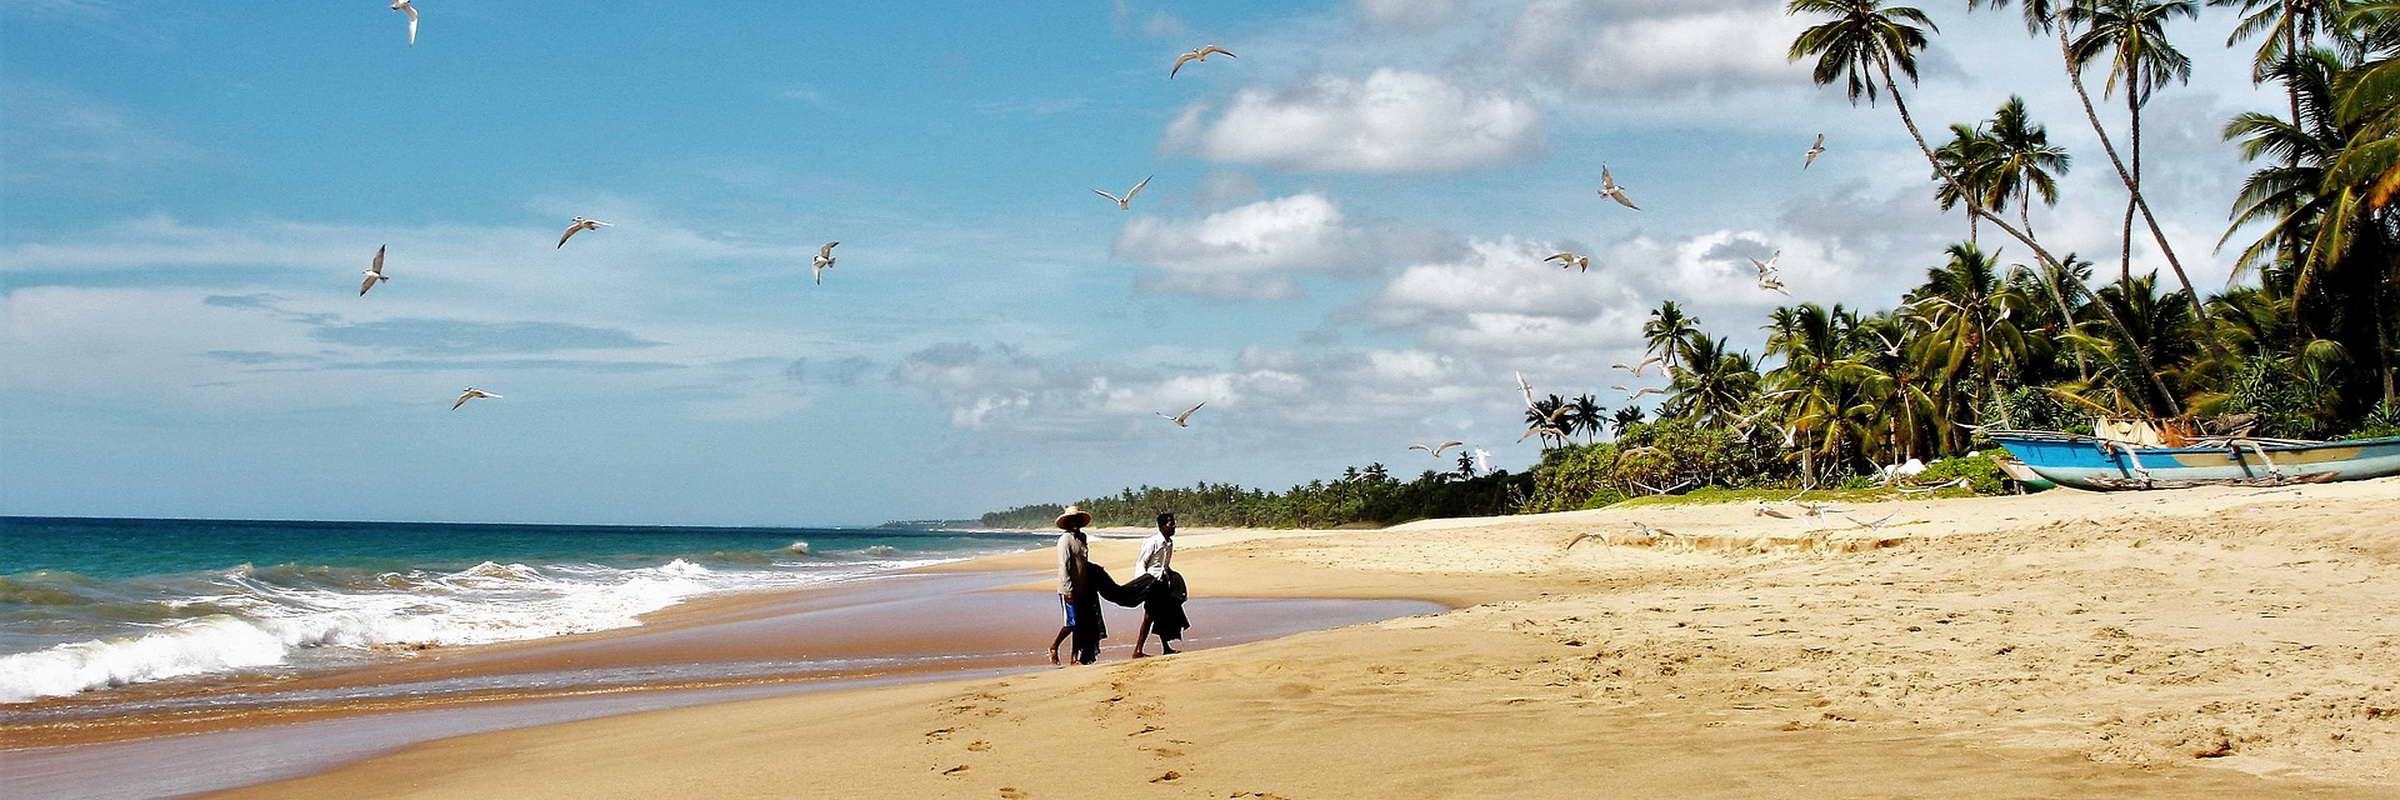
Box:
[0,516,1049,703]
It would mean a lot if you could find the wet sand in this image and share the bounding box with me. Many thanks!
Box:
[204,479,2400,799]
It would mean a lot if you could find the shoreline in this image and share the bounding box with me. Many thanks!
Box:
[202,479,2400,798]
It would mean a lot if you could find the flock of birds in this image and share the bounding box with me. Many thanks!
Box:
[363,2,1850,502]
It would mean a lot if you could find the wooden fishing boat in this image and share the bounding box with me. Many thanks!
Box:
[1991,430,2400,491]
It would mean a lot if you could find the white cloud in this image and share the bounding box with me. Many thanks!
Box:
[1355,0,1461,29]
[1114,193,1461,300]
[1163,69,1546,174]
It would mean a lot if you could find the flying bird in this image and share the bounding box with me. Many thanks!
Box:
[358,245,389,297]
[1518,425,1566,443]
[1544,252,1591,272]
[1804,133,1826,169]
[451,387,500,411]
[1093,175,1153,210]
[1870,329,1903,357]
[391,0,417,45]
[1514,371,1537,408]
[1169,44,1236,78]
[1597,165,1639,210]
[1751,250,1781,281]
[811,241,839,285]
[1843,513,1899,531]
[1410,441,1466,458]
[1614,385,1664,401]
[1155,401,1206,428]
[1612,356,1663,377]
[556,217,611,249]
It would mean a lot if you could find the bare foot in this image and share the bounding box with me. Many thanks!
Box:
[1131,650,1148,658]
[1049,647,1061,665]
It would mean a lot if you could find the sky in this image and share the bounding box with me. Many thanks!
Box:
[0,0,2287,526]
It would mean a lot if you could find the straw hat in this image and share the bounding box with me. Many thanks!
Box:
[1054,505,1092,530]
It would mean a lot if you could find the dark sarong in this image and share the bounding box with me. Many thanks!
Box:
[1069,563,1133,664]
[1112,570,1190,643]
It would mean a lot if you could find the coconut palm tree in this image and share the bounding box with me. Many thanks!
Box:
[1795,0,2183,411]
[1667,336,1763,426]
[2211,0,2366,126]
[1570,393,1606,443]
[1525,394,1570,448]
[1933,122,1999,245]
[1612,406,1647,438]
[1984,96,2074,241]
[1643,301,1702,372]
[1765,303,1870,482]
[2068,0,2199,290]
[1912,243,2037,436]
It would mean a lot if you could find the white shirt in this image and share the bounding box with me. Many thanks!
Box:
[1135,533,1173,580]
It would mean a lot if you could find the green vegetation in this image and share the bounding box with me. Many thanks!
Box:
[977,463,1532,530]
[985,2,2398,528]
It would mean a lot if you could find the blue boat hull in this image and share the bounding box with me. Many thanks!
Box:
[1994,435,2400,491]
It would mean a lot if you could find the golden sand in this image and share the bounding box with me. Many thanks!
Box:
[218,479,2400,798]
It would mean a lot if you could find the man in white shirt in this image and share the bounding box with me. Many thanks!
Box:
[1131,512,1185,657]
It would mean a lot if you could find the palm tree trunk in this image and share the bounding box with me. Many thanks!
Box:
[2058,27,2213,350]
[2123,88,2139,282]
[1877,57,2184,416]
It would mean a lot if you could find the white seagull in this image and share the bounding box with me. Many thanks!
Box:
[811,241,839,285]
[452,387,500,411]
[1612,356,1663,377]
[556,217,611,249]
[1093,175,1152,210]
[1514,371,1538,408]
[391,1,417,46]
[1751,250,1782,281]
[1597,165,1640,210]
[1155,401,1206,428]
[1170,44,1236,78]
[358,245,389,297]
[1804,133,1826,169]
[1614,385,1664,401]
[1544,252,1592,272]
[1409,440,1466,458]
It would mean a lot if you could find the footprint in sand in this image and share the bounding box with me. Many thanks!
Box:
[1150,771,1183,783]
[999,789,1028,800]
[941,765,971,777]
[967,740,992,752]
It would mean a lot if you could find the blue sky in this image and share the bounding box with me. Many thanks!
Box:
[2,0,2281,525]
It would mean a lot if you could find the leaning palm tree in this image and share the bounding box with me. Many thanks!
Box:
[1984,95,2074,241]
[1793,0,2182,412]
[2223,48,2351,283]
[2067,0,2199,290]
[1967,0,2207,346]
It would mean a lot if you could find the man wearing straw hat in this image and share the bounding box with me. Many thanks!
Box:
[1046,505,1104,665]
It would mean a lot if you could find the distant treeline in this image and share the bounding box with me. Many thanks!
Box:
[876,519,982,530]
[978,462,1531,530]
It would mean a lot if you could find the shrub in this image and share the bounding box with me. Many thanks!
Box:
[1916,450,2008,494]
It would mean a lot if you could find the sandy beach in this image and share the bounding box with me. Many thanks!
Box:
[182,479,2400,798]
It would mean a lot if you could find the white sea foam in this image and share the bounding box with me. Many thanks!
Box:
[0,558,824,703]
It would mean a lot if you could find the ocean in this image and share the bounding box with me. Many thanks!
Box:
[0,516,1051,704]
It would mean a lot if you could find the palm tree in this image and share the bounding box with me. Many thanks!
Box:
[1913,243,2037,436]
[1570,393,1606,443]
[1795,0,2182,412]
[1643,301,1702,372]
[1667,336,1763,426]
[1933,122,1998,245]
[2211,0,2364,127]
[2068,0,2199,290]
[2227,45,2398,404]
[1765,303,1869,482]
[1612,405,1648,438]
[1525,394,1570,448]
[1985,96,2074,241]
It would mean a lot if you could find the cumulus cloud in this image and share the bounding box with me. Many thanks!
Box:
[1504,1,1814,100]
[1162,69,1545,174]
[1114,193,1461,300]
[1355,0,1461,29]
[1370,237,1653,358]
